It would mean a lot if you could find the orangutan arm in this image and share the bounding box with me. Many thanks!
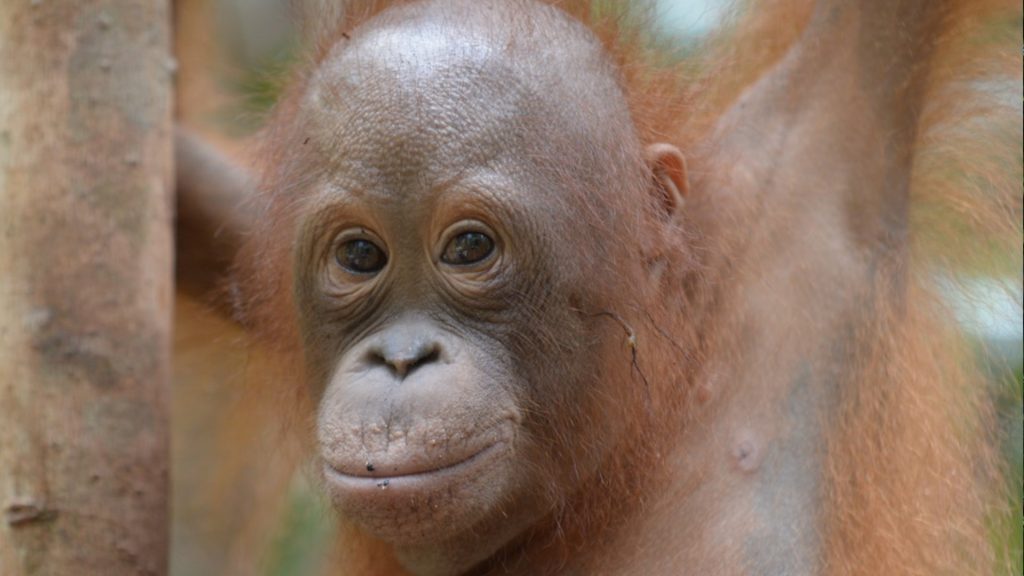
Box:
[674,3,954,573]
[174,127,255,303]
[709,0,944,250]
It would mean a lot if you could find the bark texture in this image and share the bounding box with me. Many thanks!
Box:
[0,1,172,574]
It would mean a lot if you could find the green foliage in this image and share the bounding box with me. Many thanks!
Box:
[219,44,299,136]
[994,367,1023,575]
[265,481,335,576]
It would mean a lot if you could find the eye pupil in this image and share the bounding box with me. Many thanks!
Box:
[337,239,386,274]
[442,232,494,266]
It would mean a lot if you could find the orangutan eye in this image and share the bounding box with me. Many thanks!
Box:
[441,231,495,266]
[336,239,387,274]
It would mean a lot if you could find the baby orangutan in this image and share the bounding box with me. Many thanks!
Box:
[175,0,1018,574]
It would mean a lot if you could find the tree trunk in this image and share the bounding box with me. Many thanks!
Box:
[0,2,172,575]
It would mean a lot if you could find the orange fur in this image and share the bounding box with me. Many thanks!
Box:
[225,1,1022,574]
[819,2,1021,574]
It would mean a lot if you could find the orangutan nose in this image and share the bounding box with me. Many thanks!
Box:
[365,332,443,379]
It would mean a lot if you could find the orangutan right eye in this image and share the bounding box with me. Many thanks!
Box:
[336,238,387,274]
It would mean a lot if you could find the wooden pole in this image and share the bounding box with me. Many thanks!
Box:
[0,1,172,574]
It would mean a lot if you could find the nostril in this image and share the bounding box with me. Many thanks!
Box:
[368,341,442,379]
[365,348,389,369]
[416,346,441,369]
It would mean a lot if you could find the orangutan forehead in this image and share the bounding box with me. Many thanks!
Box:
[311,15,559,121]
[329,18,508,86]
[292,0,644,206]
[307,0,629,129]
[309,21,537,133]
[302,40,539,184]
[331,0,601,74]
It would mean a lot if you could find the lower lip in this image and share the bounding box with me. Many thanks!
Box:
[323,441,506,497]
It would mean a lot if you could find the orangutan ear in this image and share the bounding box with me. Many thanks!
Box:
[645,143,689,217]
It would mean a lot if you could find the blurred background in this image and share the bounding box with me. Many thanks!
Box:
[170,1,1022,574]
